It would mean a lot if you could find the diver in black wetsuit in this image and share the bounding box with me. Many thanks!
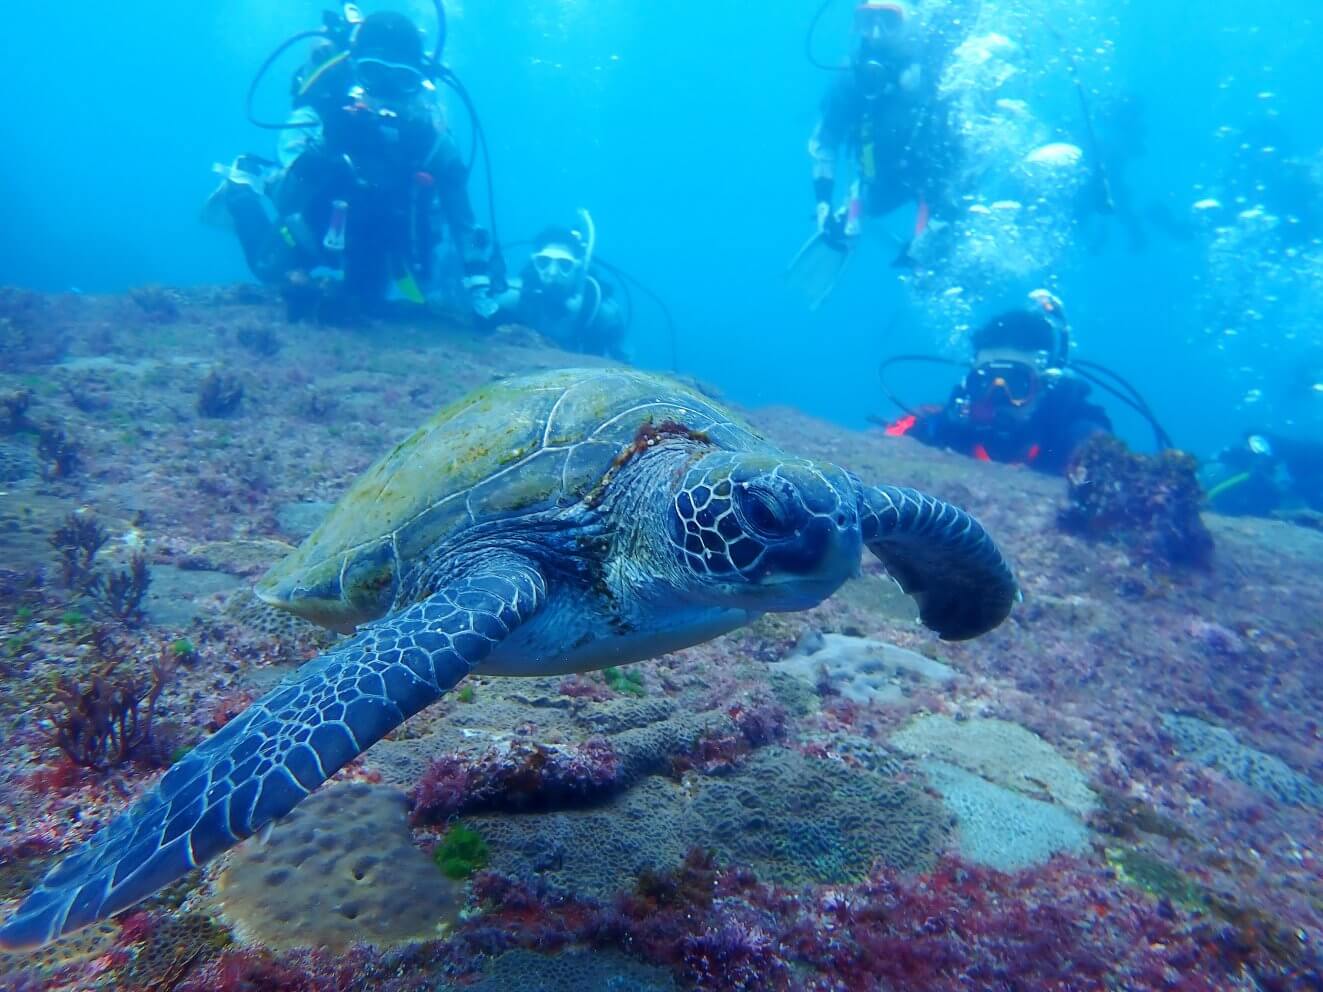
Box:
[207,11,487,322]
[1076,94,1150,254]
[1203,431,1323,517]
[808,2,963,266]
[884,291,1113,474]
[483,224,629,361]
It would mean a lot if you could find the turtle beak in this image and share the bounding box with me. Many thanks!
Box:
[254,559,358,633]
[253,573,292,608]
[773,516,862,590]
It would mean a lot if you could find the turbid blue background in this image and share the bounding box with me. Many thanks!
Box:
[1,1,1320,456]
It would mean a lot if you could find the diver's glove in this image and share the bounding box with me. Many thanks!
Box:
[459,226,504,319]
[463,275,501,320]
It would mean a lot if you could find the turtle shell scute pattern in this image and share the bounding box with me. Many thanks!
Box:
[262,369,768,620]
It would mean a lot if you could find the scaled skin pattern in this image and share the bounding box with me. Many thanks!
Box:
[2,562,545,949]
[0,368,1016,949]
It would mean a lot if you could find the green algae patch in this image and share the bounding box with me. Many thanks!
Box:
[1106,846,1208,911]
[604,665,647,697]
[434,822,490,879]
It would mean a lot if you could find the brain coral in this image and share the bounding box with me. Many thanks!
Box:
[216,782,462,950]
[889,716,1097,871]
[921,760,1092,871]
[470,776,685,898]
[690,746,948,885]
[469,746,948,897]
[373,685,739,794]
[1161,713,1323,809]
[440,948,678,992]
[891,715,1098,816]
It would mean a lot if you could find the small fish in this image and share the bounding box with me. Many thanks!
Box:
[1192,198,1222,212]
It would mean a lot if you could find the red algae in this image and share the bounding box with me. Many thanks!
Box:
[0,288,1319,990]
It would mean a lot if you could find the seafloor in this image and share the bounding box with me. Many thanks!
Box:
[0,285,1319,992]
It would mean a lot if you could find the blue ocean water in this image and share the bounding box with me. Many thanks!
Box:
[1,0,1319,455]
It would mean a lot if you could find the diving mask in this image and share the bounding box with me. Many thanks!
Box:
[853,2,915,94]
[965,361,1041,408]
[532,246,581,286]
[853,2,907,41]
[353,57,426,98]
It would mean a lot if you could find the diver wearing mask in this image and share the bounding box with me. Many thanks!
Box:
[208,9,484,321]
[482,221,629,361]
[806,2,962,267]
[886,291,1114,473]
[1203,430,1323,517]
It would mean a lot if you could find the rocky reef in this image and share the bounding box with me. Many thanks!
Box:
[0,285,1319,990]
[1059,434,1214,569]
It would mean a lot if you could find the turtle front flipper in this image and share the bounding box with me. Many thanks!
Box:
[0,556,546,951]
[857,483,1017,641]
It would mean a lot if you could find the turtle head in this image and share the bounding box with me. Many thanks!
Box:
[666,453,862,611]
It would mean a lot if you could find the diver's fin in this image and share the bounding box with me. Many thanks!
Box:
[393,264,426,305]
[889,199,931,269]
[786,232,851,309]
[199,185,234,230]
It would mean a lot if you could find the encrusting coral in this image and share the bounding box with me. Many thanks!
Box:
[217,783,462,951]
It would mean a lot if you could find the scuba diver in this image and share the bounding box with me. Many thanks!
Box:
[483,215,629,361]
[883,291,1114,474]
[791,1,964,306]
[206,7,491,322]
[1203,431,1323,518]
[1073,94,1152,255]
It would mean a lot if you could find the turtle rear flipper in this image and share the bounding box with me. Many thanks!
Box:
[858,484,1018,641]
[0,556,547,951]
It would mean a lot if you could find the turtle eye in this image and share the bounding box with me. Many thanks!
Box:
[738,483,794,540]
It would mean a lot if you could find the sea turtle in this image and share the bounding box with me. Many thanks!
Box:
[0,367,1016,949]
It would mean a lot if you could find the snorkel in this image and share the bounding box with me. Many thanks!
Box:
[577,209,597,278]
[575,208,597,298]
